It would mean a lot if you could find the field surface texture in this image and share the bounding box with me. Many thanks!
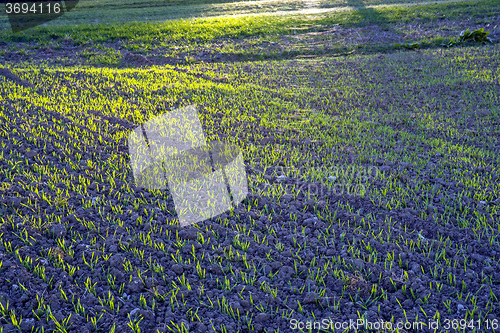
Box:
[0,0,499,332]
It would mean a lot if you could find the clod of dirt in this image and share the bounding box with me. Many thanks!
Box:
[121,51,152,66]
[303,291,318,304]
[49,224,66,238]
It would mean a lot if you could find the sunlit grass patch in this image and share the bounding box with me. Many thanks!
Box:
[0,9,499,329]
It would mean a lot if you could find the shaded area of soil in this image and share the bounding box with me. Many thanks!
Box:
[0,44,499,333]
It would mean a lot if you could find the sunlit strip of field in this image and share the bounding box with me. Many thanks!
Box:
[0,0,481,30]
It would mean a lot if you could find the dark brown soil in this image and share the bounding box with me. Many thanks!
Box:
[0,48,499,333]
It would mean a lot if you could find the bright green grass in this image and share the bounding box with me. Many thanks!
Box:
[0,23,499,332]
[2,44,499,229]
[0,0,498,330]
[0,0,480,30]
[0,0,498,44]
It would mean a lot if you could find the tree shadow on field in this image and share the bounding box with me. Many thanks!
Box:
[346,0,400,42]
[347,0,387,24]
